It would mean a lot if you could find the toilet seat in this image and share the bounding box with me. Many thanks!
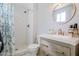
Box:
[24,44,39,56]
[28,44,39,49]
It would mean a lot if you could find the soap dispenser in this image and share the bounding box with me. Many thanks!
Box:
[73,23,79,37]
[74,23,78,29]
[68,25,74,33]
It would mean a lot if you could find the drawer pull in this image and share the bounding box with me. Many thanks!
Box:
[56,51,64,54]
[42,44,48,47]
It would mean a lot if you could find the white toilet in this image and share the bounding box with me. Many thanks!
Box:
[24,36,40,56]
[15,44,39,56]
[25,44,39,56]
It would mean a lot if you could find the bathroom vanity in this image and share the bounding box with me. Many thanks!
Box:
[38,34,79,56]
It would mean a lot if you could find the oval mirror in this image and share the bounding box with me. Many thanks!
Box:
[52,3,76,24]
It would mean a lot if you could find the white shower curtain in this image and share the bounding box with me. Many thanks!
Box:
[0,3,15,56]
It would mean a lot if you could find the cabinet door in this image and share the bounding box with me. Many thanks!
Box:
[51,43,71,56]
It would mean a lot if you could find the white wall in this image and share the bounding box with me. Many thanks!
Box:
[33,3,38,43]
[36,3,79,35]
[37,3,53,35]
[14,3,34,50]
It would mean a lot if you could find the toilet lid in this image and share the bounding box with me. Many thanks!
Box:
[28,44,39,49]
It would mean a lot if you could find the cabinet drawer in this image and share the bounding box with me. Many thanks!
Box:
[41,40,50,47]
[51,43,71,56]
[40,44,56,56]
[40,40,54,56]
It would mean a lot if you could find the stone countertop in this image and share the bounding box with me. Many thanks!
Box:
[39,34,79,46]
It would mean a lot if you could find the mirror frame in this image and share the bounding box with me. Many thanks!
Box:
[52,3,77,24]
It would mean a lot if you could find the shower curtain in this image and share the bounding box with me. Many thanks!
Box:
[0,3,15,56]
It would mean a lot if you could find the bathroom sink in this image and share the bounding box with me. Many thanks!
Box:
[39,34,79,46]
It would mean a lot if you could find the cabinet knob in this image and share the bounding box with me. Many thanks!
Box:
[56,51,65,54]
[42,44,48,47]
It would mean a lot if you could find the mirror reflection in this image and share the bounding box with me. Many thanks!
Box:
[52,3,76,24]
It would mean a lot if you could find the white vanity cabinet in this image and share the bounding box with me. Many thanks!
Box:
[39,39,71,56]
[38,34,79,56]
